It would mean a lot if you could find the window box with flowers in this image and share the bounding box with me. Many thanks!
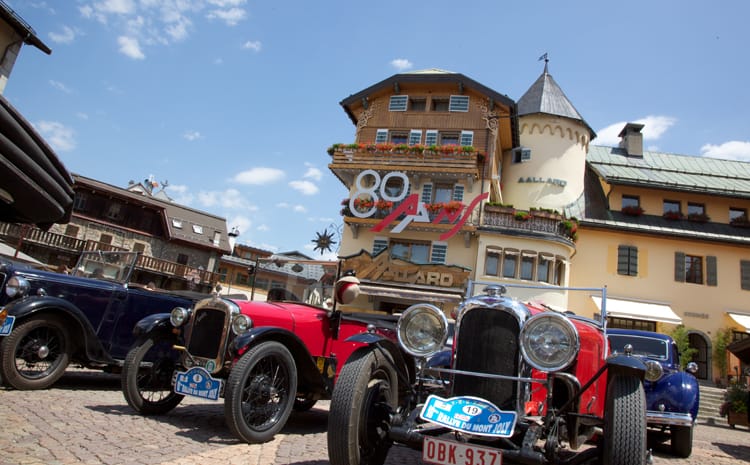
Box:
[374,199,394,218]
[687,213,710,223]
[514,210,532,221]
[530,207,562,220]
[561,219,579,241]
[663,211,684,221]
[353,198,375,213]
[621,205,645,216]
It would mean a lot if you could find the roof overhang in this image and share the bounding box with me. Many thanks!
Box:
[591,296,682,325]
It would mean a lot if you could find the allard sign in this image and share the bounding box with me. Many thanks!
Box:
[342,249,470,289]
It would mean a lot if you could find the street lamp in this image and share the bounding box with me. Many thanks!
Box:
[228,226,240,255]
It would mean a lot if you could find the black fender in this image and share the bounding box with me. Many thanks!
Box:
[132,313,173,339]
[606,353,647,379]
[2,295,112,365]
[229,326,327,396]
[344,332,417,394]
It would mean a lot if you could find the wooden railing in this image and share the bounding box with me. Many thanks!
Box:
[0,222,218,283]
[329,147,482,173]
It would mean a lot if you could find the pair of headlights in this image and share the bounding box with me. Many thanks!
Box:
[397,303,580,372]
[169,307,253,335]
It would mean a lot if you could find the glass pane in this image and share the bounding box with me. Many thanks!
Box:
[485,253,499,276]
[503,254,517,278]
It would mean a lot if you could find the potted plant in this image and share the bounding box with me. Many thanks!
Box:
[514,210,531,221]
[720,382,749,428]
[621,205,644,216]
[687,212,710,223]
[663,211,684,220]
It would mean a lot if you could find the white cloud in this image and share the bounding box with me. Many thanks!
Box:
[49,80,72,94]
[257,224,269,231]
[595,115,677,147]
[208,0,247,6]
[76,112,89,120]
[289,180,319,195]
[117,35,145,59]
[700,141,750,161]
[207,7,246,26]
[303,243,339,261]
[232,167,285,185]
[391,58,413,71]
[35,121,76,152]
[49,26,77,44]
[226,215,252,238]
[242,40,261,51]
[197,188,256,210]
[166,184,194,204]
[183,130,202,141]
[276,202,290,208]
[98,0,136,15]
[303,166,322,181]
[293,205,307,213]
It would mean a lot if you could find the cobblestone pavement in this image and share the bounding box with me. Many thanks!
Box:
[0,369,748,465]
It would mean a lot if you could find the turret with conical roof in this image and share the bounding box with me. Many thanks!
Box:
[501,59,593,212]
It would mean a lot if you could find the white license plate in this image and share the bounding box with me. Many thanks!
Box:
[423,436,502,465]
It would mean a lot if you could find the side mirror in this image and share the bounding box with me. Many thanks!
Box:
[334,276,360,305]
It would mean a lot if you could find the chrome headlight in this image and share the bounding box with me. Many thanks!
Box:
[644,360,664,382]
[170,307,191,327]
[5,276,30,299]
[520,312,579,372]
[397,303,448,358]
[231,314,253,335]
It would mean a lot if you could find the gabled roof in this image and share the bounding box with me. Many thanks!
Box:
[339,69,516,125]
[518,64,594,137]
[0,1,51,54]
[587,145,750,198]
[73,174,231,253]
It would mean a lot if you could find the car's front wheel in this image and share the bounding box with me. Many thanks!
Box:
[0,315,70,390]
[327,348,398,465]
[225,341,298,443]
[602,374,647,465]
[670,424,693,457]
[121,336,184,415]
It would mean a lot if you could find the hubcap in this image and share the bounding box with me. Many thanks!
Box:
[37,345,50,359]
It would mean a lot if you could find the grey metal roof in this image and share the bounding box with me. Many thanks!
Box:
[0,0,51,54]
[517,67,594,137]
[587,145,750,199]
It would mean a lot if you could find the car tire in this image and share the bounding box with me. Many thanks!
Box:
[225,341,297,443]
[602,374,647,465]
[121,336,184,415]
[327,348,397,465]
[0,315,71,390]
[670,424,693,458]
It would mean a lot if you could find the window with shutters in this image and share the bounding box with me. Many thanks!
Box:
[430,242,447,264]
[409,98,426,112]
[425,130,438,146]
[675,252,716,285]
[741,260,750,290]
[685,255,703,284]
[408,130,422,145]
[375,129,388,143]
[459,130,473,146]
[617,245,638,276]
[391,240,430,264]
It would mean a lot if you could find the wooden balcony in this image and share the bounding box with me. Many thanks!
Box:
[481,206,577,243]
[0,222,218,284]
[328,146,483,186]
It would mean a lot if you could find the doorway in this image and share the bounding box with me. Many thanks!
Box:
[688,331,710,381]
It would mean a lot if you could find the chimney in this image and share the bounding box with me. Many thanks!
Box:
[618,123,644,157]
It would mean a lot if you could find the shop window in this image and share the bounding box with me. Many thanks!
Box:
[608,317,656,332]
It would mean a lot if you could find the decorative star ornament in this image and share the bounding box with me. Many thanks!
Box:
[312,228,337,254]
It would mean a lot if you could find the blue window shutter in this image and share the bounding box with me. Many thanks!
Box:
[706,256,717,286]
[421,183,433,203]
[452,184,464,202]
[431,243,447,264]
[674,252,685,282]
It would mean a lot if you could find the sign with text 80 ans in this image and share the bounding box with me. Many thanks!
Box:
[348,170,487,241]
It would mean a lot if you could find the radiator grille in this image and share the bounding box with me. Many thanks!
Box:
[452,308,520,410]
[186,308,227,359]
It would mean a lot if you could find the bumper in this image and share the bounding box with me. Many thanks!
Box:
[646,410,694,427]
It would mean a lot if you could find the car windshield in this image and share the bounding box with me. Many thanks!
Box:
[72,251,140,283]
[248,257,340,309]
[608,334,669,360]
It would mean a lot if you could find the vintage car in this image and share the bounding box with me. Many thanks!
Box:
[327,284,649,465]
[0,251,199,390]
[608,328,699,457]
[121,257,398,444]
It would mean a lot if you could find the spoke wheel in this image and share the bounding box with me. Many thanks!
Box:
[225,341,297,443]
[602,374,647,465]
[121,336,183,415]
[0,316,70,390]
[328,348,397,465]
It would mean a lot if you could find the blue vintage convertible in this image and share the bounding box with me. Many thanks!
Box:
[608,328,699,458]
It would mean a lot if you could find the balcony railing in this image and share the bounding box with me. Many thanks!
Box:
[328,144,484,174]
[481,206,577,242]
[0,222,218,283]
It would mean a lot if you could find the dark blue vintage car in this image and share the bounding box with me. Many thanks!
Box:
[608,328,699,458]
[0,251,200,390]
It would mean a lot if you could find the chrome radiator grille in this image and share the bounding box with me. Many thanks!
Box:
[186,307,227,359]
[452,307,521,410]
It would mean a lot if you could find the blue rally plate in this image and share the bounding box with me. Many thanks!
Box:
[420,394,517,437]
[174,366,222,400]
[0,315,15,336]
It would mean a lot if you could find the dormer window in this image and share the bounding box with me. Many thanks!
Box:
[172,219,183,229]
[192,224,203,234]
[389,95,408,111]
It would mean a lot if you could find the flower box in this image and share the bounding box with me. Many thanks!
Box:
[728,410,749,428]
[621,206,644,216]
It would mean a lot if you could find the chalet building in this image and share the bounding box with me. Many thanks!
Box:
[329,65,750,383]
[0,174,231,291]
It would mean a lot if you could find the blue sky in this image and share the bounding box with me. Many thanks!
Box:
[5,1,750,259]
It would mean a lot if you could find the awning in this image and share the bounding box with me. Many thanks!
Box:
[728,312,750,332]
[727,338,750,364]
[359,283,464,303]
[591,296,682,325]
